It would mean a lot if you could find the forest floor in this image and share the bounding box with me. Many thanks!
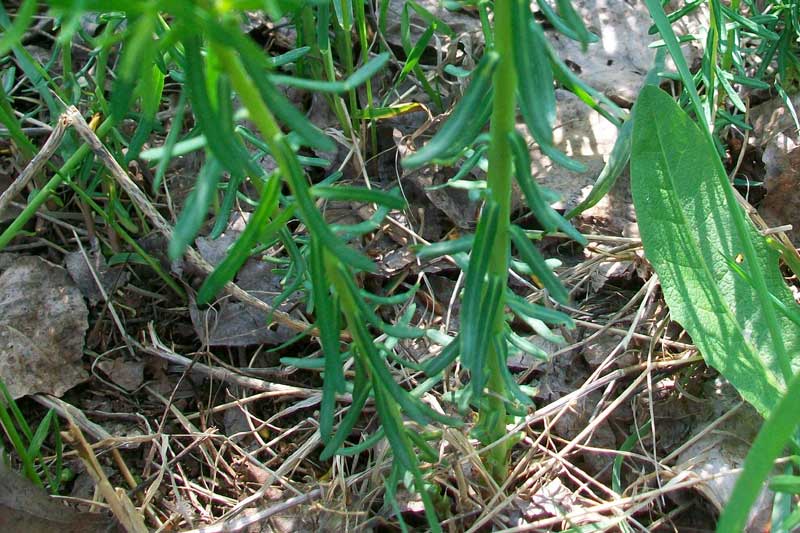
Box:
[1,2,799,532]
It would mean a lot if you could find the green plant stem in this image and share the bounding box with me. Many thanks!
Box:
[334,2,358,134]
[321,43,353,137]
[478,0,517,482]
[707,0,720,126]
[721,0,739,72]
[354,0,377,154]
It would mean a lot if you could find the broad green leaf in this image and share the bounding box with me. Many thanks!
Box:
[630,86,800,418]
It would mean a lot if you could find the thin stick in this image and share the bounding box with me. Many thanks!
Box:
[0,111,69,217]
[64,106,315,336]
[63,419,148,533]
[144,324,321,399]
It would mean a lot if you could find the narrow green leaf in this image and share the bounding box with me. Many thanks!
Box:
[506,329,549,361]
[151,89,188,192]
[414,234,474,259]
[406,429,440,463]
[535,0,599,44]
[0,0,36,58]
[269,52,390,93]
[196,175,282,304]
[509,224,569,304]
[555,0,595,49]
[275,137,375,272]
[513,8,591,174]
[0,84,35,157]
[402,52,499,169]
[643,0,707,130]
[26,410,54,459]
[169,156,223,260]
[508,130,587,245]
[266,46,310,67]
[461,200,500,370]
[423,335,460,376]
[469,274,504,397]
[337,428,385,456]
[311,239,344,444]
[111,11,158,121]
[126,63,166,162]
[371,380,416,473]
[547,43,625,126]
[183,36,256,182]
[493,334,534,406]
[320,359,371,460]
[506,290,574,327]
[566,117,633,219]
[769,475,800,494]
[238,50,335,151]
[311,185,407,210]
[141,133,205,161]
[399,24,436,83]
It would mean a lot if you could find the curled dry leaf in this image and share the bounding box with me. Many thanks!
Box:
[0,256,89,399]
